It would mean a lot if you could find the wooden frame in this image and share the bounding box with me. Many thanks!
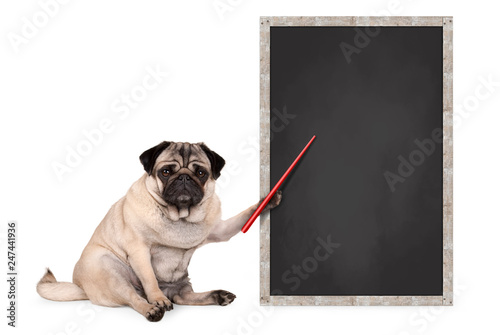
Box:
[259,16,453,306]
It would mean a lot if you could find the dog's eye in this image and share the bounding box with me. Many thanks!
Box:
[161,169,170,177]
[197,170,206,178]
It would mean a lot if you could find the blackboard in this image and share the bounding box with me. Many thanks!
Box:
[260,17,453,306]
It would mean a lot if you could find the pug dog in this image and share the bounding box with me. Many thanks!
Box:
[37,141,281,322]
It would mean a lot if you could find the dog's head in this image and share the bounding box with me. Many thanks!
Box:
[139,141,225,211]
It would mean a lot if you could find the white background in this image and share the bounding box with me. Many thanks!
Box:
[1,0,499,334]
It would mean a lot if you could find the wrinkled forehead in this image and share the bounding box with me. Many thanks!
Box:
[154,142,209,169]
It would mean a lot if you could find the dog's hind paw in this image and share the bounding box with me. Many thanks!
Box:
[153,298,173,311]
[213,290,236,306]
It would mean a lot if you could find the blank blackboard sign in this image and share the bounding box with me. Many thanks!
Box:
[260,17,453,306]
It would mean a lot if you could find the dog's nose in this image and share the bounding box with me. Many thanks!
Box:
[178,174,190,182]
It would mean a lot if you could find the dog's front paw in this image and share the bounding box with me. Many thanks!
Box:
[265,190,282,211]
[146,304,165,322]
[212,290,236,306]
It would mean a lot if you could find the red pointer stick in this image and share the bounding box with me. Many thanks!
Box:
[241,135,316,233]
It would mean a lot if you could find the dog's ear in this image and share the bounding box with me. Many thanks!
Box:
[199,143,225,180]
[139,141,172,175]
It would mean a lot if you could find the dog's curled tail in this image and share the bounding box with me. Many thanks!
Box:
[37,268,88,301]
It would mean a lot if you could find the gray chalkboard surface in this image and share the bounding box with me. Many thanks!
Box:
[260,17,453,306]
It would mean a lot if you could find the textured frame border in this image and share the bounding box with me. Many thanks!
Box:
[260,16,453,306]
